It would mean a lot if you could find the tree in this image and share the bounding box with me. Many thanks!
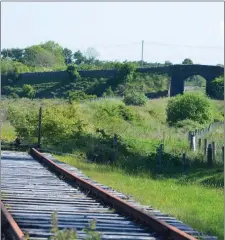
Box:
[63,48,73,64]
[73,50,86,65]
[23,45,56,68]
[41,41,65,67]
[164,60,173,66]
[84,47,100,64]
[182,58,193,65]
[1,48,24,62]
[23,84,35,99]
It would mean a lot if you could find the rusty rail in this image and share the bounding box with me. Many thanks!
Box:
[1,201,25,240]
[30,148,197,240]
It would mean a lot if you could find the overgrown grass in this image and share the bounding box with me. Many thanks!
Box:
[1,121,16,141]
[56,154,224,240]
[1,96,224,239]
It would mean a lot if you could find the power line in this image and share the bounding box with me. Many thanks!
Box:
[144,41,223,49]
[78,41,223,50]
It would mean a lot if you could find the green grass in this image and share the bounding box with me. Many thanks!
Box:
[57,155,224,240]
[1,96,224,239]
[1,121,16,141]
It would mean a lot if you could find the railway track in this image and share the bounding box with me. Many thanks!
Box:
[1,149,217,240]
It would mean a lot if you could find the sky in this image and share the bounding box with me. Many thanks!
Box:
[1,2,224,65]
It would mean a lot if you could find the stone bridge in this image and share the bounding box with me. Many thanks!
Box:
[2,64,223,97]
[78,64,224,96]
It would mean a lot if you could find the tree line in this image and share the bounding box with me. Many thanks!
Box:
[2,40,223,75]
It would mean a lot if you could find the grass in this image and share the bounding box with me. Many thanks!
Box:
[56,154,224,240]
[1,95,224,239]
[1,121,16,142]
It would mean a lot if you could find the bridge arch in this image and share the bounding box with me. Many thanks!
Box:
[168,65,224,97]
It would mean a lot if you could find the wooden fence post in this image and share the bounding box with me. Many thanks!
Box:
[212,141,216,162]
[37,107,42,148]
[198,138,202,150]
[222,145,224,163]
[190,133,196,151]
[207,144,213,167]
[156,144,163,168]
[204,139,207,156]
[182,153,186,172]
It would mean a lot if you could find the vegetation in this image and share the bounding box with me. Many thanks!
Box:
[182,58,193,65]
[67,64,81,81]
[23,84,35,99]
[50,212,101,240]
[166,92,214,125]
[211,76,224,100]
[1,96,224,239]
[123,91,148,106]
[68,91,97,102]
[57,154,224,240]
[103,86,114,97]
[1,41,224,239]
[1,43,223,101]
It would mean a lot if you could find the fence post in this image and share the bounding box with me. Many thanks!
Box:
[207,144,213,167]
[212,141,216,162]
[190,133,196,151]
[156,144,163,168]
[204,139,207,156]
[37,107,42,148]
[222,145,224,163]
[182,153,186,172]
[198,138,202,150]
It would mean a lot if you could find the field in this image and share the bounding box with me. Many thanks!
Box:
[1,96,224,239]
[57,154,224,240]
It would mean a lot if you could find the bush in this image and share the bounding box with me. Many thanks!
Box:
[8,103,88,145]
[166,92,214,125]
[103,86,114,97]
[23,84,35,99]
[211,76,224,100]
[2,86,13,95]
[123,92,148,106]
[67,64,81,81]
[9,92,19,99]
[68,91,97,102]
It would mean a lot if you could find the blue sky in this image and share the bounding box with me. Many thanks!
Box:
[1,2,224,65]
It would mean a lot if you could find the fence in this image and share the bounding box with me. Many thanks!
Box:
[185,121,224,167]
[3,103,224,169]
[188,120,224,140]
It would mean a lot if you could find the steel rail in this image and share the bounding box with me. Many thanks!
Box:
[30,148,198,240]
[1,201,25,240]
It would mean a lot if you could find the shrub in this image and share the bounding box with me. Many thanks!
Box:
[9,92,19,99]
[67,64,81,81]
[23,84,35,99]
[103,86,114,97]
[114,62,137,85]
[123,92,148,106]
[8,103,88,145]
[166,92,214,125]
[68,91,97,102]
[211,76,224,100]
[2,86,13,95]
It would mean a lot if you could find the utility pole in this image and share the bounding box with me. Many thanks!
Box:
[141,40,144,67]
